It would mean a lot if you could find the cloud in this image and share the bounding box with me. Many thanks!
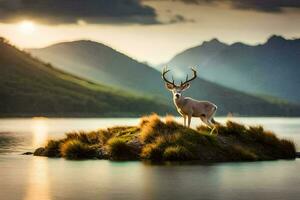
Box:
[229,0,300,12]
[0,0,159,25]
[172,0,300,12]
[1,0,297,26]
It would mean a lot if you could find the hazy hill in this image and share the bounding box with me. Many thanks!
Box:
[29,40,166,100]
[166,35,300,103]
[28,40,300,116]
[0,38,172,117]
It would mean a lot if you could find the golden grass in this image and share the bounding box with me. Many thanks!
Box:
[139,113,165,143]
[163,146,192,161]
[43,140,62,157]
[60,139,97,159]
[107,138,137,160]
[34,114,296,161]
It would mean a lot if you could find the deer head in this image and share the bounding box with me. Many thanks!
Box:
[162,67,197,99]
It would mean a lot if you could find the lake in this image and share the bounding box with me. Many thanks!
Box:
[0,117,300,200]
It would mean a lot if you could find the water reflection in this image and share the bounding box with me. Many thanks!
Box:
[31,118,49,148]
[0,118,300,200]
[0,132,27,154]
[22,119,51,200]
[24,157,50,200]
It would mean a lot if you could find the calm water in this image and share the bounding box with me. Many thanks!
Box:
[0,117,300,200]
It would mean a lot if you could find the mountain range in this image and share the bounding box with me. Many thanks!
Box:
[27,39,300,116]
[165,35,300,103]
[0,38,172,117]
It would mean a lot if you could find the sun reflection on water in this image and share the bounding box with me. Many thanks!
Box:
[24,157,51,200]
[24,118,51,200]
[31,118,49,148]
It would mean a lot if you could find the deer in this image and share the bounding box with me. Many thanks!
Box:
[162,67,218,134]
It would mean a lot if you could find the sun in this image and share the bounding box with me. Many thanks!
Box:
[18,20,36,34]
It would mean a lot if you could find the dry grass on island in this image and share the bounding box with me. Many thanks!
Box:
[33,114,296,162]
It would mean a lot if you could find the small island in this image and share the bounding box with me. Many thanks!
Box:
[33,114,296,162]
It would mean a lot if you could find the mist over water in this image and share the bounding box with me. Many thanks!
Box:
[0,117,300,200]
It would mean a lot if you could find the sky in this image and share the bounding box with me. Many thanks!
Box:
[0,0,299,65]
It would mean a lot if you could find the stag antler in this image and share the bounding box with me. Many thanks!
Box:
[162,66,177,87]
[180,67,197,86]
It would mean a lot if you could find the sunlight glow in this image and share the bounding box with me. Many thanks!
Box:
[31,118,48,147]
[18,20,36,35]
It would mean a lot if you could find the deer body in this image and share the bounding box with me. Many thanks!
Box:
[174,96,217,127]
[162,67,218,133]
[174,97,217,118]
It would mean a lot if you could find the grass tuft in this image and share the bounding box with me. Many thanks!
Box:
[279,139,296,159]
[165,115,176,125]
[60,139,97,159]
[163,146,193,161]
[107,138,137,160]
[43,140,62,157]
[219,121,247,136]
[65,131,101,145]
[139,114,166,143]
[141,143,163,160]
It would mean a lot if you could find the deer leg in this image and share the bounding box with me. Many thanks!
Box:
[207,117,217,135]
[200,116,207,125]
[200,117,207,125]
[187,115,192,128]
[183,115,186,126]
[208,124,216,135]
[200,117,210,127]
[201,117,215,134]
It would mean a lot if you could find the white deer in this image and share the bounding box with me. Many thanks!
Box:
[162,67,218,133]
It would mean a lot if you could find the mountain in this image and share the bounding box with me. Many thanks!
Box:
[165,35,300,103]
[29,40,166,101]
[28,39,300,116]
[0,38,172,117]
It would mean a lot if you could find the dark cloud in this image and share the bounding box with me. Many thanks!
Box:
[173,0,300,12]
[1,0,297,25]
[0,0,159,24]
[229,0,300,12]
